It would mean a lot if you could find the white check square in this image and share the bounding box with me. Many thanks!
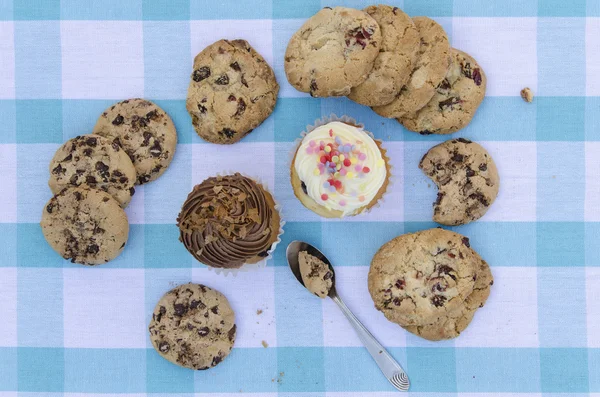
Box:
[587,267,600,347]
[452,17,537,97]
[0,22,15,99]
[192,267,276,348]
[0,144,16,223]
[0,268,16,347]
[586,17,600,96]
[586,142,600,221]
[61,21,144,99]
[63,268,146,348]
[456,267,539,348]
[322,266,407,347]
[479,141,537,222]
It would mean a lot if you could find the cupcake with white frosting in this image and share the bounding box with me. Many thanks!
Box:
[291,120,390,218]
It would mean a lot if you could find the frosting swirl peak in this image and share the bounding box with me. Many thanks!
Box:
[177,174,279,268]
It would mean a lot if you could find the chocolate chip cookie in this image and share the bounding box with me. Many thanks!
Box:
[187,39,279,144]
[372,16,451,118]
[299,251,333,298]
[148,283,236,370]
[93,99,177,184]
[285,6,381,97]
[399,48,487,135]
[403,255,493,340]
[41,186,129,265]
[368,228,478,327]
[48,134,136,208]
[419,138,499,225]
[347,5,419,106]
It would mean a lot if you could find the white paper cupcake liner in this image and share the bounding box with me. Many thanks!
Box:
[200,170,285,277]
[288,114,395,218]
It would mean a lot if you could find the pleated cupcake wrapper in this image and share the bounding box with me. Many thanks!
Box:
[204,170,285,277]
[288,114,394,218]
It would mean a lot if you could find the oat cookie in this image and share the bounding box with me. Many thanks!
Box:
[93,98,177,184]
[368,229,478,327]
[372,16,451,118]
[299,251,333,298]
[148,283,236,370]
[419,138,499,225]
[403,255,492,340]
[40,186,129,265]
[48,134,136,208]
[399,48,487,135]
[347,5,419,106]
[285,6,381,97]
[187,39,279,144]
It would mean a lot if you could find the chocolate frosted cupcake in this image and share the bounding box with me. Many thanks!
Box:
[177,173,281,269]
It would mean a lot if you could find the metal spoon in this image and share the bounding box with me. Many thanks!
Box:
[286,240,410,392]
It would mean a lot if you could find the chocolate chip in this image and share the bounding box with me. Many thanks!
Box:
[431,295,446,307]
[395,279,405,289]
[439,97,463,111]
[129,187,135,196]
[435,192,444,205]
[437,265,457,280]
[112,141,121,151]
[86,175,97,184]
[459,252,464,259]
[174,303,187,316]
[472,68,482,86]
[392,6,398,14]
[138,174,151,184]
[73,191,82,201]
[102,197,109,202]
[211,306,219,314]
[95,161,109,174]
[192,66,211,82]
[301,181,308,195]
[258,250,269,257]
[230,62,241,71]
[234,98,246,117]
[62,153,73,162]
[462,237,470,247]
[392,297,401,306]
[228,95,236,101]
[46,203,54,213]
[131,115,147,129]
[113,170,123,177]
[52,164,64,175]
[466,168,475,177]
[323,271,333,280]
[86,244,99,254]
[452,153,464,162]
[219,128,236,139]
[212,355,222,366]
[479,163,487,171]
[159,341,170,352]
[142,131,152,147]
[197,104,207,114]
[420,130,433,135]
[310,79,318,94]
[457,138,472,144]
[469,192,490,206]
[83,148,93,157]
[146,110,159,121]
[240,74,248,87]
[198,327,210,337]
[149,141,162,157]
[215,74,229,85]
[119,176,128,184]
[112,115,124,126]
[93,225,105,234]
[228,324,237,341]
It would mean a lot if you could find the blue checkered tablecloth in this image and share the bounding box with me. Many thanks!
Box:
[1,0,600,395]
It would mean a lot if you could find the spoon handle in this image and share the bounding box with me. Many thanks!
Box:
[331,294,410,392]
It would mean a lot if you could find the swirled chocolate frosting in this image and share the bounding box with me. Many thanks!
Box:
[177,173,279,268]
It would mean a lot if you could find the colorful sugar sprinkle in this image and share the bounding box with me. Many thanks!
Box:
[358,153,367,161]
[309,140,316,147]
[363,166,370,173]
[321,194,328,201]
[339,200,346,207]
[359,195,365,202]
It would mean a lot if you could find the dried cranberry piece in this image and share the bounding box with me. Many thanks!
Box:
[234,98,246,117]
[462,237,470,247]
[472,68,482,86]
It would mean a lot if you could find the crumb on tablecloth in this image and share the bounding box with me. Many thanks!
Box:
[262,340,268,348]
[520,87,534,103]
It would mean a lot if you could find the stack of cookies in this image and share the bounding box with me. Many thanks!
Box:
[284,5,486,135]
[41,99,178,265]
[368,228,493,341]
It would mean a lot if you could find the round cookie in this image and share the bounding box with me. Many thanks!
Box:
[419,138,499,225]
[347,5,419,106]
[284,6,381,97]
[93,98,177,185]
[40,186,129,265]
[148,283,236,370]
[403,255,493,340]
[186,39,279,144]
[368,229,478,327]
[399,49,487,135]
[372,16,451,118]
[48,134,136,208]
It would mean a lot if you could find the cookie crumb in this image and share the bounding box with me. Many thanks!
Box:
[256,309,263,315]
[520,87,534,103]
[262,340,269,348]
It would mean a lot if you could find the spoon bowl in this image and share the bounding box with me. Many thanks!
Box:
[285,240,410,392]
